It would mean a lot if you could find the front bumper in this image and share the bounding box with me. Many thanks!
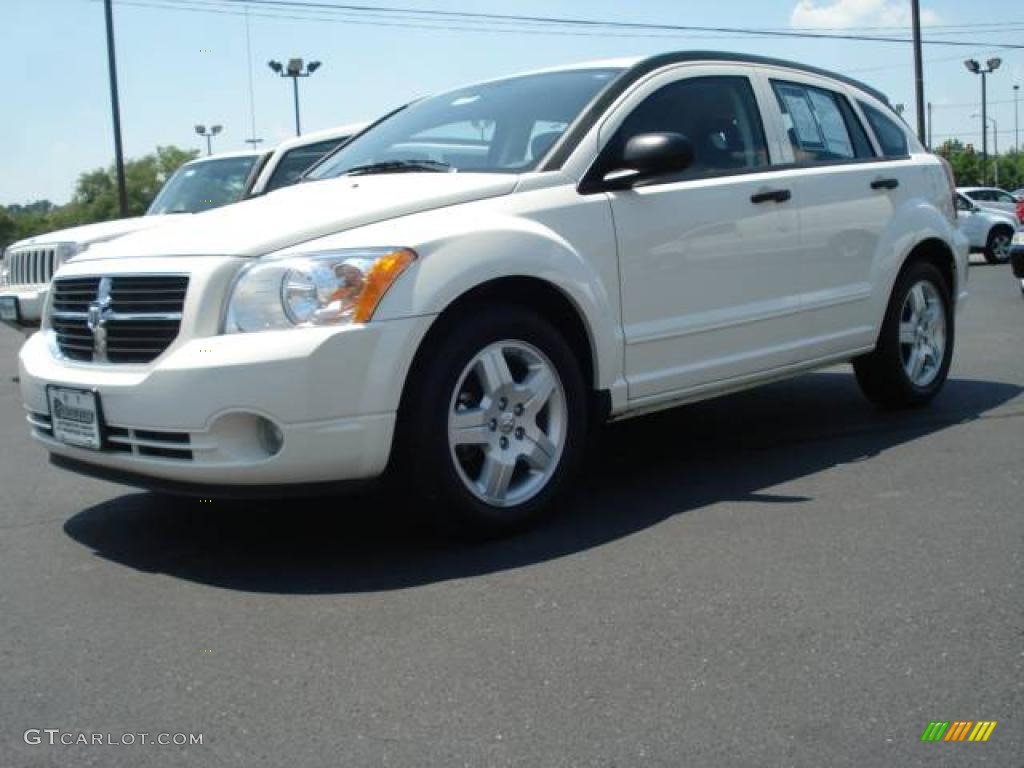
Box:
[19,314,435,492]
[0,286,46,328]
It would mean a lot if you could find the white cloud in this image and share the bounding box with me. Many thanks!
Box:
[790,0,939,29]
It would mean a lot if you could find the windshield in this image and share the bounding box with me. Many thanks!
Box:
[309,68,622,179]
[146,155,260,215]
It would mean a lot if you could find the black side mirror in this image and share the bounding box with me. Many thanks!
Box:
[601,132,695,190]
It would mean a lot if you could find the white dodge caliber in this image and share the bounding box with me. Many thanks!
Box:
[19,52,969,534]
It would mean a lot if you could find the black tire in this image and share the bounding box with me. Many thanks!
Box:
[984,226,1013,264]
[396,303,588,537]
[853,260,954,409]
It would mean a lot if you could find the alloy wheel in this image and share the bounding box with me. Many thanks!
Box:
[898,280,946,388]
[447,340,567,507]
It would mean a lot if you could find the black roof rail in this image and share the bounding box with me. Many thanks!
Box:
[541,49,892,171]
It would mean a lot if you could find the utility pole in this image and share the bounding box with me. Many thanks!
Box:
[910,0,926,145]
[243,6,262,148]
[103,0,128,217]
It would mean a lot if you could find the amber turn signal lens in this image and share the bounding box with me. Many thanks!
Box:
[352,248,417,323]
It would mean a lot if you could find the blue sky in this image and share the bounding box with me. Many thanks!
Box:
[1,0,1021,205]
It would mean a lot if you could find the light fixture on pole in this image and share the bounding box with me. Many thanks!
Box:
[964,57,1002,184]
[194,124,223,156]
[971,113,999,186]
[268,58,321,136]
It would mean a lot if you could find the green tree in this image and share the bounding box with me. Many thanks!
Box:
[69,145,199,221]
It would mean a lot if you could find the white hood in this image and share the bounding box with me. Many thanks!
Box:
[80,173,519,260]
[8,216,170,251]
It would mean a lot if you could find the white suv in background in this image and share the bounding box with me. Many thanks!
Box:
[954,191,1019,264]
[1,124,365,328]
[1,151,267,328]
[19,52,968,534]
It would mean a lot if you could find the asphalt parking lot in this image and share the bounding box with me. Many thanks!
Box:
[1,261,1021,768]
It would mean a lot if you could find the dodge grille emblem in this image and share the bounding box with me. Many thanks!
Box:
[86,277,113,361]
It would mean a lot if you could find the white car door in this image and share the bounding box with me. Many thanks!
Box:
[590,65,803,402]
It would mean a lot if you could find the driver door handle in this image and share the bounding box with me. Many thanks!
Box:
[750,188,791,204]
[871,177,900,190]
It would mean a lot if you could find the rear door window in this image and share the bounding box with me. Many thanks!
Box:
[772,81,874,164]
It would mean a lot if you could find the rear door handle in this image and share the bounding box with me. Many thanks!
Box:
[871,177,899,190]
[750,188,791,204]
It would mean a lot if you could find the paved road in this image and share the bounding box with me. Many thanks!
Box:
[1,262,1021,767]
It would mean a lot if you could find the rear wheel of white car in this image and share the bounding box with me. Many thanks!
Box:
[853,261,954,408]
[400,304,587,536]
[984,226,1013,264]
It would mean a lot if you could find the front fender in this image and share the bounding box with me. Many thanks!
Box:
[374,212,624,393]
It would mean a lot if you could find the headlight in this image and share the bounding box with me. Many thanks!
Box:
[225,247,416,333]
[1013,231,1024,246]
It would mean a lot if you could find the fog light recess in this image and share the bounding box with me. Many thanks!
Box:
[258,417,284,456]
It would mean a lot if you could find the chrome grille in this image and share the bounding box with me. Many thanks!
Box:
[51,275,188,364]
[6,246,59,287]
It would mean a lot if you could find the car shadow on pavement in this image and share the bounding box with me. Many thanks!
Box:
[63,371,1021,594]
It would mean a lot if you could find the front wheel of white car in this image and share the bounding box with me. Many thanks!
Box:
[399,304,588,536]
[853,260,954,408]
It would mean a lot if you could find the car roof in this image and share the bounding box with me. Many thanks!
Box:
[181,149,264,167]
[269,122,370,154]
[540,49,894,171]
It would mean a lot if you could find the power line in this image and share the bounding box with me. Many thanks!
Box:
[930,97,1021,110]
[847,48,1019,74]
[104,0,822,41]
[151,0,1024,49]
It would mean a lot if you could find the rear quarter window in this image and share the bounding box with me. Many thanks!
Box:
[858,102,910,158]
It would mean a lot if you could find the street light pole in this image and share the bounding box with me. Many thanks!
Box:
[268,58,322,137]
[1015,84,1020,153]
[971,113,1000,186]
[964,58,1002,185]
[103,0,128,217]
[927,101,932,149]
[982,71,987,180]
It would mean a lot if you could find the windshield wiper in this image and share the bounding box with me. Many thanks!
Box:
[341,159,452,177]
